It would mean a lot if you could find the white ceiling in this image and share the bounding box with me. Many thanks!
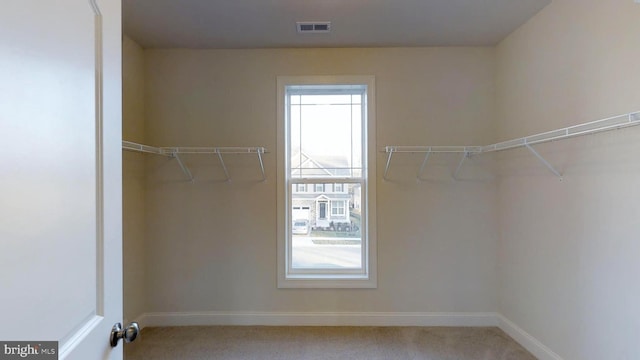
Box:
[123,0,551,49]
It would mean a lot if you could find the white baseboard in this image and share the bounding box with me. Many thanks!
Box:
[132,311,563,360]
[135,311,498,329]
[497,314,564,360]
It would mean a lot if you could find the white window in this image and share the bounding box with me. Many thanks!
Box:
[296,184,306,192]
[331,200,346,217]
[277,75,377,288]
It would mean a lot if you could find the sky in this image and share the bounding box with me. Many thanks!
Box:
[290,94,363,169]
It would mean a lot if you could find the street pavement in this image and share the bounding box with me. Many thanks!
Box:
[291,235,361,269]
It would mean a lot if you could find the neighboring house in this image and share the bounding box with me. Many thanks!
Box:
[291,152,359,230]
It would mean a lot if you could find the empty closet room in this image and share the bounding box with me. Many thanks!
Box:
[120,1,640,359]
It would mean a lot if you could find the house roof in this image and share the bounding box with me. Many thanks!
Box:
[291,151,356,178]
[292,193,351,201]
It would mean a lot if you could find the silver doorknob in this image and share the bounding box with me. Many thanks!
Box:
[110,322,140,347]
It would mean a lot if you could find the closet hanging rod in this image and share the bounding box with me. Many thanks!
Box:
[122,141,268,181]
[162,146,267,182]
[383,146,481,180]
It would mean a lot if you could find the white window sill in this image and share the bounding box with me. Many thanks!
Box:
[278,275,377,289]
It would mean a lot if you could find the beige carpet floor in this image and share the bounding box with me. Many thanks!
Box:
[124,326,536,360]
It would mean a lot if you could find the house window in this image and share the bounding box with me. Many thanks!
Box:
[277,75,377,288]
[331,200,346,217]
[296,184,306,192]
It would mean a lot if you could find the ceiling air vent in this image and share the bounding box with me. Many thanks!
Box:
[296,22,331,34]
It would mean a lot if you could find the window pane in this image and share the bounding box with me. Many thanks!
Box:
[300,104,352,158]
[290,91,363,179]
[291,184,362,269]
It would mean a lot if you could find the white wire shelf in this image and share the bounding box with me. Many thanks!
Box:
[122,140,172,156]
[384,146,482,154]
[123,141,267,182]
[383,110,640,181]
[166,147,266,155]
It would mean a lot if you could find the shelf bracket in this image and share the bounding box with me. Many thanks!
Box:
[257,149,266,181]
[173,152,194,182]
[453,151,469,180]
[416,149,432,181]
[525,144,562,180]
[216,151,231,182]
[383,147,394,180]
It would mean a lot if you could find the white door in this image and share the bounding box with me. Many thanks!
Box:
[0,1,124,359]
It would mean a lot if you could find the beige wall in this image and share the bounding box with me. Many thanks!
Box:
[497,0,640,139]
[122,35,146,322]
[496,0,640,359]
[142,48,499,313]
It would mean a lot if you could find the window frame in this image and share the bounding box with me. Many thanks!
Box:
[276,75,377,289]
